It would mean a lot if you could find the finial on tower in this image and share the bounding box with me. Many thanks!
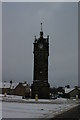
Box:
[34,35,36,39]
[40,23,43,38]
[41,23,43,31]
[34,35,37,43]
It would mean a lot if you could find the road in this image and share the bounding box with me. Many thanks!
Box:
[51,105,80,119]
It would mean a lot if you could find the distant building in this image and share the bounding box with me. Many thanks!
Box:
[14,82,30,98]
[1,82,18,95]
[57,87,65,97]
[0,82,31,98]
[64,87,80,99]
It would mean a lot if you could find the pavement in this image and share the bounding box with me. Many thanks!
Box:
[51,104,80,120]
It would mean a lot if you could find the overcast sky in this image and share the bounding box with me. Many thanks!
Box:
[2,2,78,87]
[1,0,79,2]
[0,2,2,84]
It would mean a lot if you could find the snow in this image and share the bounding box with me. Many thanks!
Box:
[0,82,19,89]
[65,88,74,93]
[0,82,30,90]
[0,94,2,120]
[1,94,69,104]
[1,95,79,118]
[2,101,78,118]
[0,94,67,101]
[0,100,2,120]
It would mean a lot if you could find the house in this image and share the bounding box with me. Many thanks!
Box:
[64,87,80,99]
[1,82,18,95]
[0,82,31,98]
[14,82,30,98]
[57,87,65,97]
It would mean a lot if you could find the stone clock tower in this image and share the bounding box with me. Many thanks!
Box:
[31,23,50,99]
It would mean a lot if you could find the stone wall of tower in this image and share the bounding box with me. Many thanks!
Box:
[31,24,50,99]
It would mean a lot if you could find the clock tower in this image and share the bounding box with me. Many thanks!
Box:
[31,23,50,99]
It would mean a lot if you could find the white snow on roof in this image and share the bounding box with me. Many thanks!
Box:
[65,88,75,93]
[0,82,19,89]
[22,83,28,87]
[0,82,29,89]
[78,88,80,90]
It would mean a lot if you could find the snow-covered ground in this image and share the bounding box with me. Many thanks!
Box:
[1,94,70,104]
[0,100,2,120]
[2,101,78,118]
[0,94,79,118]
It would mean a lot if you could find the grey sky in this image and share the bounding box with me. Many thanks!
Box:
[0,1,2,83]
[2,2,78,87]
[1,0,79,2]
[78,2,80,87]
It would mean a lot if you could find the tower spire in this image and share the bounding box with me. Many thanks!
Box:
[41,23,42,31]
[40,23,43,38]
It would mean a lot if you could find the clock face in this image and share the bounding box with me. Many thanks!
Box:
[39,44,43,49]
